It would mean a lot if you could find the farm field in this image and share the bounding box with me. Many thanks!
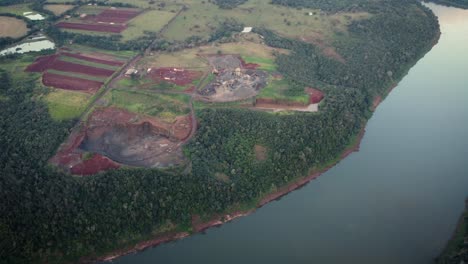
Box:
[121,9,180,41]
[26,47,129,93]
[163,0,370,44]
[0,3,32,16]
[44,4,75,16]
[56,6,142,34]
[43,88,91,121]
[0,16,28,38]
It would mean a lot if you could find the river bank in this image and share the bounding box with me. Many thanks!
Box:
[91,125,367,263]
[86,10,443,264]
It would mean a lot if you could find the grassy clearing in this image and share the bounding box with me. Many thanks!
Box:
[104,89,190,121]
[46,69,107,82]
[44,4,75,16]
[0,4,32,16]
[141,49,209,69]
[0,53,39,79]
[121,9,179,41]
[242,56,276,71]
[59,55,120,71]
[0,16,28,38]
[140,41,283,71]
[164,0,369,43]
[257,78,309,104]
[43,88,91,121]
[106,0,181,9]
[193,97,255,110]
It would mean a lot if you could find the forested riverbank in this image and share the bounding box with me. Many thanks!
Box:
[0,0,440,263]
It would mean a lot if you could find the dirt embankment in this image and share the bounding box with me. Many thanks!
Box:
[51,108,192,175]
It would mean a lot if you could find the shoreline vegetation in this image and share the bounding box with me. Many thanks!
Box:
[436,199,468,264]
[0,0,443,263]
[93,28,441,262]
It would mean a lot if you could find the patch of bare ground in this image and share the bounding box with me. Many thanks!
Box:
[197,55,267,102]
[44,4,75,16]
[254,145,267,161]
[0,16,28,38]
[51,107,193,175]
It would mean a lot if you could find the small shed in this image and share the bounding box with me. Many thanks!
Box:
[241,27,253,33]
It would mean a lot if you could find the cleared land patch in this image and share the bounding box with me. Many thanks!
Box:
[0,16,28,38]
[121,9,179,41]
[163,0,370,44]
[43,88,91,121]
[104,89,191,122]
[44,4,75,16]
[57,6,142,34]
[50,107,192,175]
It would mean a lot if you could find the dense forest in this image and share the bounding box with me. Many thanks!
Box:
[0,0,440,263]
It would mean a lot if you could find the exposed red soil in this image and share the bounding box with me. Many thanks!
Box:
[49,60,115,77]
[42,72,103,93]
[61,52,124,67]
[83,9,140,24]
[71,154,120,175]
[57,22,127,33]
[371,83,397,111]
[306,87,324,104]
[25,54,59,72]
[239,57,260,70]
[149,68,203,86]
[256,98,307,107]
[51,108,193,174]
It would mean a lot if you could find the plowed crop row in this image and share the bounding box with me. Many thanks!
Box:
[42,72,104,93]
[26,54,58,72]
[149,68,202,86]
[49,60,115,77]
[84,9,140,24]
[61,52,124,67]
[57,22,126,33]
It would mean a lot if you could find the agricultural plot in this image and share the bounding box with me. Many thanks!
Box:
[121,9,180,41]
[0,3,31,16]
[0,16,28,38]
[57,6,142,34]
[26,48,127,93]
[44,4,75,16]
[43,88,91,121]
[164,0,369,46]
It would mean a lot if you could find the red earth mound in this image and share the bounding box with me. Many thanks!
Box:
[61,52,124,67]
[306,88,324,104]
[57,22,126,33]
[149,68,202,86]
[49,60,115,77]
[42,72,104,93]
[26,54,59,72]
[83,9,140,24]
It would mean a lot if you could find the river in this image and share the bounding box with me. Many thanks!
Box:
[111,4,468,264]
